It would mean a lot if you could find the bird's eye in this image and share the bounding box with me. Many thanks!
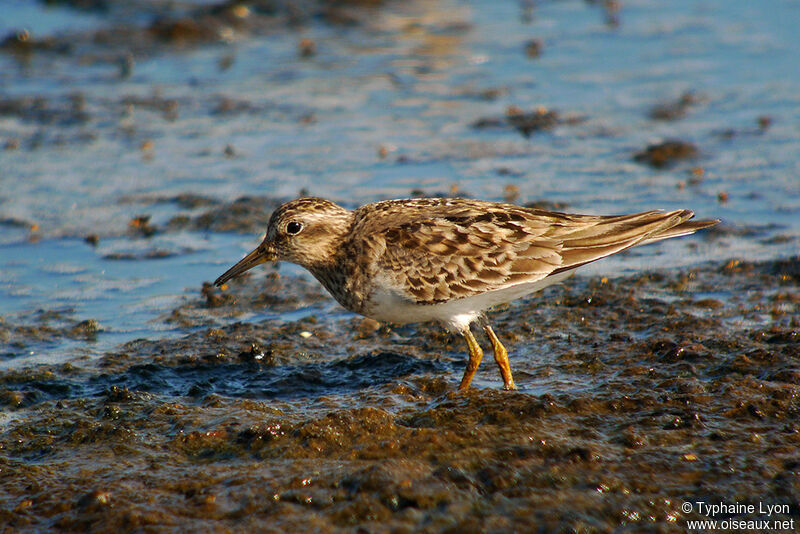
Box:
[286,221,303,235]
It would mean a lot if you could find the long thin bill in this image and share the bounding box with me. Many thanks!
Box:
[214,246,272,287]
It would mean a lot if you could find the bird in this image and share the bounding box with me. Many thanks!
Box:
[214,197,719,391]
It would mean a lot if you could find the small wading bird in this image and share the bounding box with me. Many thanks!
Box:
[215,197,718,391]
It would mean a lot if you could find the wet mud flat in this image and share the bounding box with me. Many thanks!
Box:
[2,0,800,530]
[1,256,798,532]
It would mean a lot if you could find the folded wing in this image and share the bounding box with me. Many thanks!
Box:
[367,200,717,304]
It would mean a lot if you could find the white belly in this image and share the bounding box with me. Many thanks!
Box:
[363,270,574,331]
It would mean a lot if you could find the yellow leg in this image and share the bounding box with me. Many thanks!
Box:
[483,324,516,390]
[458,329,483,391]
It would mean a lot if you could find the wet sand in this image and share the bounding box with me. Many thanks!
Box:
[2,255,798,531]
[2,0,800,531]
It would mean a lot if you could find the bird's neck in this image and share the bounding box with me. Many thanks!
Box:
[307,252,362,313]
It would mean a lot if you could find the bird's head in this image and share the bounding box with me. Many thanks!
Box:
[214,197,353,286]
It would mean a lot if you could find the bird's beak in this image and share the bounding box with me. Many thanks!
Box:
[214,242,276,287]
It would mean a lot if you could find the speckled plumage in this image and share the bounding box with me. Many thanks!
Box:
[215,197,718,390]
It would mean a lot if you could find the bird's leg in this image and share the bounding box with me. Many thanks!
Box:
[483,324,516,390]
[458,328,484,391]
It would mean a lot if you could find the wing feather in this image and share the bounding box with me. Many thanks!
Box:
[348,198,715,305]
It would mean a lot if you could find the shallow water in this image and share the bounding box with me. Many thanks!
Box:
[1,0,799,530]
[2,0,798,367]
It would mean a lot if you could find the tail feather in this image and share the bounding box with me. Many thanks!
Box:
[552,210,719,274]
[639,217,720,245]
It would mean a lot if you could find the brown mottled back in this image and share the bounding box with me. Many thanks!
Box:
[339,198,713,305]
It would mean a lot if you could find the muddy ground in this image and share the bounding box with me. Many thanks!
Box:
[2,0,799,531]
[1,254,798,532]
